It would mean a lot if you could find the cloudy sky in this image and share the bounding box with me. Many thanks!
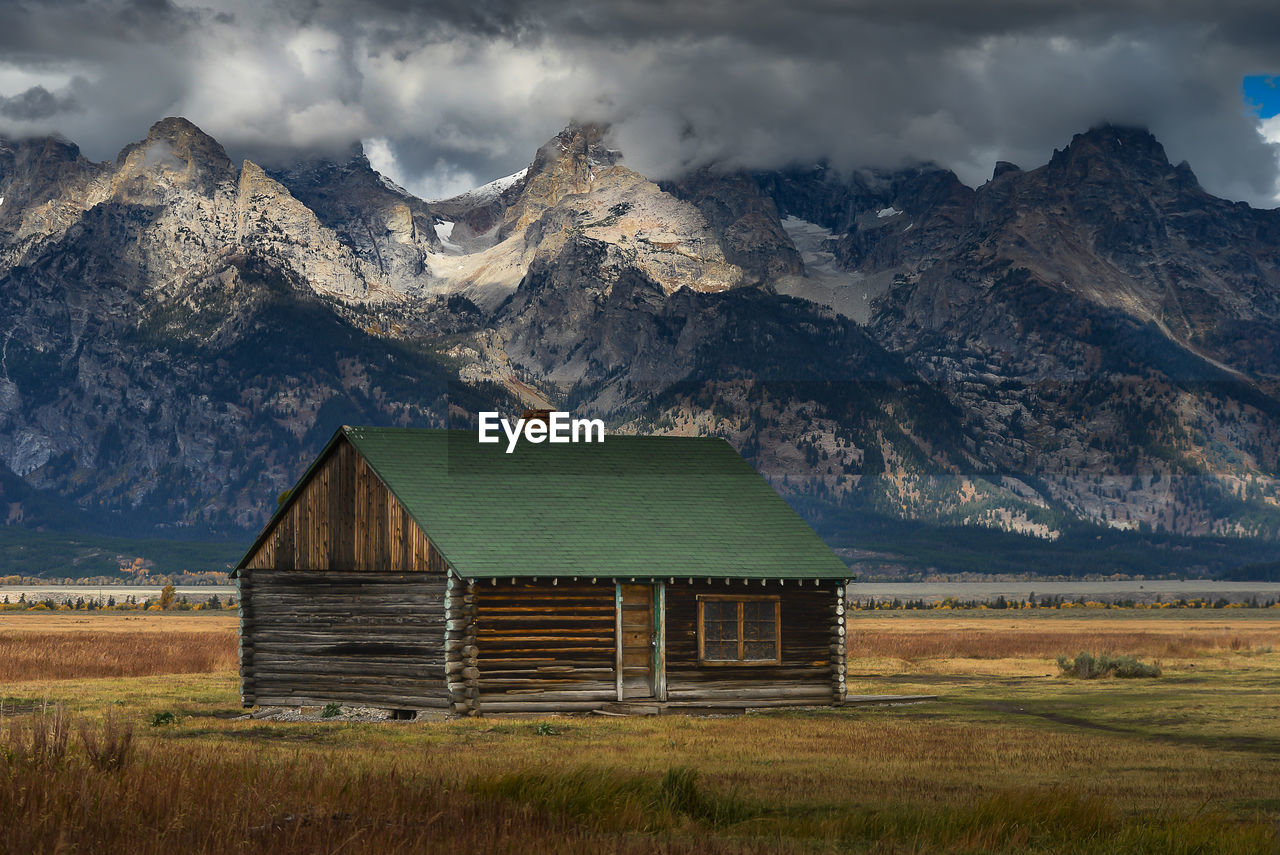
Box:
[1,0,1279,204]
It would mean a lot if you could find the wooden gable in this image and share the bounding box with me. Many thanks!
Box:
[240,436,448,573]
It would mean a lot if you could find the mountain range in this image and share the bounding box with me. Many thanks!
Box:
[0,117,1277,576]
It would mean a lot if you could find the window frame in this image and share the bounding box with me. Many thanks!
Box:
[696,594,782,666]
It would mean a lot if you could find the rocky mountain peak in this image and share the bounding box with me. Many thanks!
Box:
[112,116,235,198]
[0,134,98,192]
[235,159,391,302]
[270,141,376,183]
[1071,123,1165,155]
[499,122,621,238]
[127,117,232,168]
[264,142,441,291]
[146,115,214,142]
[0,133,82,162]
[1046,124,1182,186]
[991,161,1022,180]
[0,134,109,248]
[659,167,803,282]
[533,122,619,173]
[337,140,374,169]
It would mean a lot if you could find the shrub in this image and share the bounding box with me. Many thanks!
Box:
[150,711,178,727]
[1058,652,1162,679]
[320,703,341,718]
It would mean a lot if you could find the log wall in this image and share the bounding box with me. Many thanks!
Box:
[241,437,448,573]
[239,570,450,710]
[473,580,618,713]
[467,579,842,712]
[664,580,838,707]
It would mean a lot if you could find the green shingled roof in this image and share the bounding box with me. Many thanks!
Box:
[263,426,850,581]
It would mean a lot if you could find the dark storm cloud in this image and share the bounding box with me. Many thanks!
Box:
[1,0,1279,204]
[0,0,195,56]
[0,86,78,121]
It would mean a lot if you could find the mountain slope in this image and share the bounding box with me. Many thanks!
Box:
[751,126,1280,538]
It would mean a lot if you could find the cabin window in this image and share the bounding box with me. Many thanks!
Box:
[697,595,781,664]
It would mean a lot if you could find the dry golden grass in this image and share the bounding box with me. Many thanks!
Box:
[846,614,1280,661]
[0,613,236,633]
[0,622,237,682]
[3,699,1276,854]
[0,729,630,855]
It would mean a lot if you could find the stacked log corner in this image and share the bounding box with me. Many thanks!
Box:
[445,575,479,715]
[832,583,847,704]
[238,573,254,707]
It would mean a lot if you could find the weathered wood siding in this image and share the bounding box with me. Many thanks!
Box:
[239,570,450,709]
[473,580,617,713]
[664,581,837,706]
[241,437,447,573]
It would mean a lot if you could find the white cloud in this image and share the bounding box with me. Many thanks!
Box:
[363,136,479,200]
[1259,115,1280,145]
[1258,115,1280,205]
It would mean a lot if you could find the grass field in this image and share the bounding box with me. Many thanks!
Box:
[2,610,1278,853]
[0,613,237,683]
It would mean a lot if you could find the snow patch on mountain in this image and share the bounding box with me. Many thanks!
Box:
[431,167,528,205]
[773,216,896,324]
[377,173,412,197]
[432,220,465,255]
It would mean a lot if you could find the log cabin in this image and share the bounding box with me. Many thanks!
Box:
[234,426,851,715]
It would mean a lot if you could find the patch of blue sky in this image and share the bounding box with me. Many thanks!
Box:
[1243,75,1280,119]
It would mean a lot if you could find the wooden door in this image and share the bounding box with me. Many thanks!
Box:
[617,583,657,699]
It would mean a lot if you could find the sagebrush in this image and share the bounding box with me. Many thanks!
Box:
[1058,651,1163,678]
